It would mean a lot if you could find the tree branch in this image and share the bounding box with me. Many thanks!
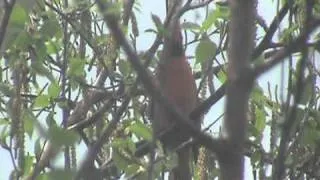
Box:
[0,0,16,51]
[253,19,320,78]
[219,0,256,179]
[178,0,214,17]
[252,2,289,59]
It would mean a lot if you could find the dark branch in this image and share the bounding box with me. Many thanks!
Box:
[253,19,320,78]
[252,2,289,59]
[0,0,17,51]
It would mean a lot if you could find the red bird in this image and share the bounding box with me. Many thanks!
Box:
[152,8,200,180]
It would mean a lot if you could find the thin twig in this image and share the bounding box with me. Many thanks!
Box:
[179,0,214,17]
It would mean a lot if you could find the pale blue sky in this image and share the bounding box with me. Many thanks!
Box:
[0,1,282,179]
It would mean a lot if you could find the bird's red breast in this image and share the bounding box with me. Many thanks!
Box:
[153,55,198,149]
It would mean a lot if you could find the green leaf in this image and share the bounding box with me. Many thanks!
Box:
[127,121,152,141]
[112,138,136,153]
[248,123,259,138]
[151,14,164,33]
[301,123,319,149]
[280,25,298,43]
[34,94,50,107]
[31,62,54,82]
[49,126,79,147]
[0,118,9,126]
[201,10,217,31]
[0,126,9,148]
[36,173,49,180]
[252,85,265,106]
[255,107,266,132]
[104,1,122,17]
[119,59,131,76]
[45,40,61,54]
[4,4,28,49]
[68,57,86,77]
[10,4,28,27]
[125,164,141,177]
[216,68,226,83]
[201,6,229,31]
[48,81,60,99]
[113,150,129,170]
[195,35,217,64]
[40,14,62,38]
[144,28,157,34]
[13,31,32,49]
[24,155,34,174]
[215,5,230,20]
[250,150,261,164]
[34,39,49,61]
[0,83,14,97]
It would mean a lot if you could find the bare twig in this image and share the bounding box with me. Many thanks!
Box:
[67,97,117,130]
[179,0,214,17]
[142,0,190,62]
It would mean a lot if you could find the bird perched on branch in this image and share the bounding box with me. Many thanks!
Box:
[151,1,201,179]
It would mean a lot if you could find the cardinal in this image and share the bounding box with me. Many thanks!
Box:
[151,1,200,179]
